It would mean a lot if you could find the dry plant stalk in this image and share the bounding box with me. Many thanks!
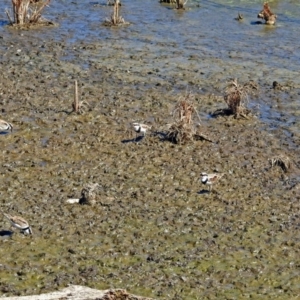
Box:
[72,80,89,114]
[105,0,127,26]
[270,155,292,173]
[8,0,50,25]
[224,79,256,119]
[73,79,79,113]
[166,93,201,144]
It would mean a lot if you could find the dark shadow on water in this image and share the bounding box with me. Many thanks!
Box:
[251,21,264,25]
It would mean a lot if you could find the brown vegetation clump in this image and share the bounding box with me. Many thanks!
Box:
[166,93,201,144]
[257,2,277,25]
[224,78,257,119]
[6,0,51,27]
[270,155,292,173]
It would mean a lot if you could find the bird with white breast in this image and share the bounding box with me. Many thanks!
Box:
[201,172,224,192]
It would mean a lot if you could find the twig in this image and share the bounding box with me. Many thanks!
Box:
[5,9,14,25]
[73,80,79,113]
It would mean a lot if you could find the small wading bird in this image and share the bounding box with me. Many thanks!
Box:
[132,122,151,141]
[201,172,224,192]
[1,211,32,235]
[0,119,13,132]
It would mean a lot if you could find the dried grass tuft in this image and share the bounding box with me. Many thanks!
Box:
[269,155,292,173]
[166,93,202,144]
[224,78,257,119]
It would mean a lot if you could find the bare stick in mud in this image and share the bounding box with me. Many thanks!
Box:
[73,80,79,114]
[5,9,14,25]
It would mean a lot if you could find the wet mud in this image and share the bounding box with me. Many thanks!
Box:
[0,0,299,299]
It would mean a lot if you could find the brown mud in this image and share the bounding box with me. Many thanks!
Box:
[0,1,300,299]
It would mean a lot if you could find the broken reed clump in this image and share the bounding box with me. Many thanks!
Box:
[104,0,128,26]
[6,0,53,28]
[257,2,277,25]
[166,93,201,144]
[269,155,292,173]
[224,78,258,119]
[159,0,187,9]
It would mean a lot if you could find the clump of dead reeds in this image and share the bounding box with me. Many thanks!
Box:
[6,0,51,27]
[104,0,128,26]
[159,0,187,8]
[269,155,292,173]
[224,78,257,119]
[166,93,202,144]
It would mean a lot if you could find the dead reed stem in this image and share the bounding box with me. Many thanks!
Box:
[73,80,79,113]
